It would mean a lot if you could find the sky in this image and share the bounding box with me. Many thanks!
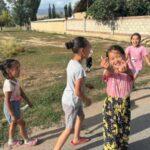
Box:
[39,0,79,9]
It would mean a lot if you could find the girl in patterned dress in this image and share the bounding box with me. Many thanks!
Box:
[100,45,134,150]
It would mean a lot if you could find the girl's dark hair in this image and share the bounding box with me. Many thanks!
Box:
[0,59,20,79]
[106,45,125,57]
[131,33,141,41]
[65,36,90,53]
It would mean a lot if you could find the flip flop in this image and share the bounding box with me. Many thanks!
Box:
[25,139,38,146]
[8,140,23,146]
[71,137,91,146]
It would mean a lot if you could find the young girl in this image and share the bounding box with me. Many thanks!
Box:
[101,45,134,150]
[54,37,92,150]
[0,59,37,146]
[126,33,150,79]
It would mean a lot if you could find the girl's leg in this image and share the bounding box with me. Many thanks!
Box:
[8,122,16,144]
[73,113,85,143]
[17,119,28,141]
[103,97,119,150]
[17,118,38,146]
[54,128,72,150]
[54,104,74,150]
[121,98,131,149]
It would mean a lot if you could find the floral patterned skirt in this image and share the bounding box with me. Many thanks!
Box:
[103,96,130,150]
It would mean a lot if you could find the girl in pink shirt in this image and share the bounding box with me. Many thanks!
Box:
[100,45,134,150]
[126,33,150,79]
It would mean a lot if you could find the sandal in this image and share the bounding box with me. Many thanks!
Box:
[71,137,91,146]
[25,139,38,146]
[8,140,23,146]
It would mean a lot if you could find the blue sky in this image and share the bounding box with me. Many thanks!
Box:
[39,0,79,9]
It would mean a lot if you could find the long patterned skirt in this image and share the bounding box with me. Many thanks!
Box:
[103,96,130,150]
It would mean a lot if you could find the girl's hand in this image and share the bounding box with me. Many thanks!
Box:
[116,60,128,73]
[85,98,92,107]
[100,56,109,69]
[28,102,33,108]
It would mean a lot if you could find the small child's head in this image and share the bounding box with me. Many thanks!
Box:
[130,33,141,47]
[0,59,20,79]
[106,45,125,68]
[65,36,91,59]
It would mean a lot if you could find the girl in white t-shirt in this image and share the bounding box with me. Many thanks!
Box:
[54,37,92,150]
[0,59,37,146]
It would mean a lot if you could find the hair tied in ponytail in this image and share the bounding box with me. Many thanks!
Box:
[65,41,74,49]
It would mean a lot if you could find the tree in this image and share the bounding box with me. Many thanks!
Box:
[12,0,26,27]
[0,14,5,31]
[74,0,94,13]
[52,4,56,18]
[68,3,72,17]
[87,0,128,34]
[126,0,150,16]
[0,0,7,15]
[64,4,68,18]
[87,0,150,24]
[28,0,41,21]
[0,10,11,31]
[7,0,41,21]
[48,4,52,19]
[2,10,11,24]
[87,0,127,24]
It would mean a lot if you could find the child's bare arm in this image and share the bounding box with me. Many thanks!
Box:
[144,55,150,66]
[75,78,91,106]
[126,53,130,61]
[20,87,33,108]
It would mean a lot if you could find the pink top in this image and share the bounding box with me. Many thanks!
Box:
[103,73,133,98]
[125,45,149,71]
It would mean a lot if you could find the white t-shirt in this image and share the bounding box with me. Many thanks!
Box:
[62,59,86,107]
[3,79,22,101]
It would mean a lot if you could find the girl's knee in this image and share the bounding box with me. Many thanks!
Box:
[9,122,16,130]
[64,128,72,135]
[10,121,17,126]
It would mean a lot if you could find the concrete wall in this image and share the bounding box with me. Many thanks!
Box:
[31,14,150,42]
[31,19,65,34]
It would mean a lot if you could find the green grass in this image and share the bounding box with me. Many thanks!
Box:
[0,38,25,59]
[0,30,74,44]
[86,75,106,101]
[16,46,71,69]
[24,81,66,127]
